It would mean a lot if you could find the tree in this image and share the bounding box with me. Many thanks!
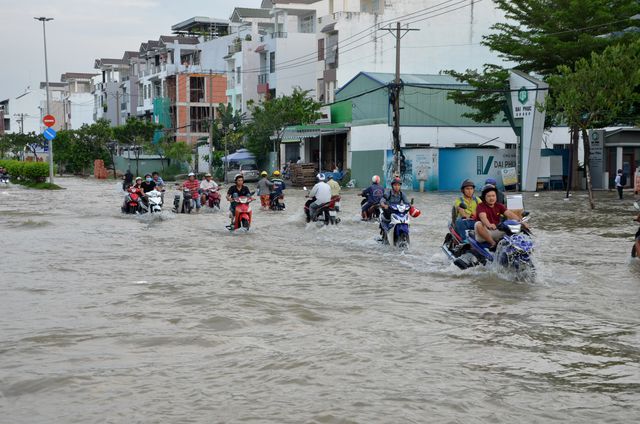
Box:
[548,41,640,209]
[446,0,640,189]
[246,88,321,164]
[113,118,161,175]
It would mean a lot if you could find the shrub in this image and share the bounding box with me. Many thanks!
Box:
[0,160,51,182]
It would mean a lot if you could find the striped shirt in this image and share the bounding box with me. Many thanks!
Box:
[183,179,200,195]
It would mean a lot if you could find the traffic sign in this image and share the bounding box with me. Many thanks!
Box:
[43,114,56,127]
[43,127,57,141]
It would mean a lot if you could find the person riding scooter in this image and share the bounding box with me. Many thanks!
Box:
[305,173,332,223]
[361,175,384,220]
[380,177,410,223]
[200,173,219,205]
[474,184,526,249]
[454,179,482,240]
[227,174,251,226]
[270,170,286,210]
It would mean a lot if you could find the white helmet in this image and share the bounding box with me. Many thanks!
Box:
[371,175,380,184]
[316,173,326,182]
[188,172,195,177]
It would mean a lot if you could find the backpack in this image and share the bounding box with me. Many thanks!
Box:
[620,173,628,186]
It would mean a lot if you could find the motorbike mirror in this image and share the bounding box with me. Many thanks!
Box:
[634,201,640,211]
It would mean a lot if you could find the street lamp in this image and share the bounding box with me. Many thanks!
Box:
[34,16,54,184]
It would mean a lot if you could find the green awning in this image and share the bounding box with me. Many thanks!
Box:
[282,123,349,140]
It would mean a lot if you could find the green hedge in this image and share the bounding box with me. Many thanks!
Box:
[0,160,51,182]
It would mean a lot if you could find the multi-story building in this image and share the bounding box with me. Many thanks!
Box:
[93,58,127,125]
[39,82,67,132]
[59,73,96,130]
[0,99,9,135]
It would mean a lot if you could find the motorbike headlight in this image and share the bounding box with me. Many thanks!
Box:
[507,224,521,234]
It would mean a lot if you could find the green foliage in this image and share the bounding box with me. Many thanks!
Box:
[339,169,352,187]
[0,132,44,158]
[51,119,113,175]
[164,141,192,163]
[446,0,640,123]
[0,159,50,182]
[246,88,322,161]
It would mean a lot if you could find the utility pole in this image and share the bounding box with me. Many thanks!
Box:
[35,16,54,184]
[208,69,214,175]
[13,113,27,134]
[379,22,419,178]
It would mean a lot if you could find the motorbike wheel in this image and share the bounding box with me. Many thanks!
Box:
[241,218,250,230]
[396,233,409,250]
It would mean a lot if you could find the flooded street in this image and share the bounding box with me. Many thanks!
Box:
[1,177,639,423]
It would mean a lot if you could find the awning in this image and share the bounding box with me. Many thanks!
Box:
[254,44,267,53]
[281,123,349,140]
[321,23,336,33]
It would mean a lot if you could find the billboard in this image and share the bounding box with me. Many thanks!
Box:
[384,148,439,191]
[438,148,516,191]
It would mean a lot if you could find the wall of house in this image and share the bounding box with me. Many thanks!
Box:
[273,34,317,96]
[69,92,95,129]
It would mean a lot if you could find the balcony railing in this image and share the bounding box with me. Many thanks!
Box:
[227,76,236,89]
[258,73,269,84]
[228,42,242,55]
[271,32,288,39]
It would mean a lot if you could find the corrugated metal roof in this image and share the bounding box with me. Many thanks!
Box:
[362,72,465,86]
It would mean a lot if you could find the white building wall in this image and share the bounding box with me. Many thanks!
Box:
[274,34,317,96]
[69,93,95,129]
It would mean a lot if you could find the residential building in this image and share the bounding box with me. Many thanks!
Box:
[0,99,9,135]
[60,72,96,130]
[39,81,67,132]
[93,58,127,125]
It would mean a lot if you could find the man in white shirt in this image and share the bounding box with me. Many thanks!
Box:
[306,173,331,222]
[614,168,624,200]
[200,173,219,205]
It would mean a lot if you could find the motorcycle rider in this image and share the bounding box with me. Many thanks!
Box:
[380,177,410,223]
[454,179,482,239]
[305,173,332,222]
[257,171,274,209]
[474,184,525,249]
[199,173,219,205]
[227,174,251,225]
[122,169,133,190]
[361,175,384,219]
[151,171,164,188]
[183,172,201,212]
[271,170,286,208]
[484,177,506,204]
[141,173,156,193]
[327,174,341,198]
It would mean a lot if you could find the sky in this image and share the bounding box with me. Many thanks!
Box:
[0,0,261,128]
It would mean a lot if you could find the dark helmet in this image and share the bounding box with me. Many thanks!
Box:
[618,169,623,174]
[391,177,402,186]
[460,179,475,192]
[480,184,498,202]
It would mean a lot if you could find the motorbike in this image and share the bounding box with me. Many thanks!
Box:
[205,187,222,210]
[632,201,640,258]
[360,193,380,221]
[229,195,254,231]
[379,202,412,249]
[443,216,535,276]
[303,189,340,226]
[332,195,342,213]
[269,191,286,211]
[121,187,144,214]
[0,173,9,184]
[173,188,194,214]
[145,189,163,214]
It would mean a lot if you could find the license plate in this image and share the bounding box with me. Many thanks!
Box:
[329,211,337,216]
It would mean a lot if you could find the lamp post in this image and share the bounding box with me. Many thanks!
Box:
[35,16,54,184]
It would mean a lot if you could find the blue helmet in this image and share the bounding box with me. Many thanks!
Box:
[485,177,497,186]
[316,173,326,182]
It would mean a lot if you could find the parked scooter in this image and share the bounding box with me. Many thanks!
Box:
[173,187,194,214]
[229,195,254,231]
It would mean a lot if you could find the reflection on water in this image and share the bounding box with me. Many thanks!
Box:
[0,177,639,423]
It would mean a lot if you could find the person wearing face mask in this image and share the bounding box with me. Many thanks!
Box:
[140,173,156,194]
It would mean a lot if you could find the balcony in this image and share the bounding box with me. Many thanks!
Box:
[258,73,269,84]
[270,32,288,39]
[228,42,242,55]
[227,75,236,89]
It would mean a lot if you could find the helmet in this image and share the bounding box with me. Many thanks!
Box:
[460,179,475,191]
[484,177,497,186]
[316,173,326,181]
[273,170,281,177]
[188,172,195,177]
[260,171,268,177]
[480,184,498,202]
[372,175,380,184]
[234,173,244,181]
[391,177,402,186]
[144,173,151,178]
[205,173,212,177]
[135,176,142,181]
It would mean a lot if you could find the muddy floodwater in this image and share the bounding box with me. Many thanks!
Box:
[1,177,639,423]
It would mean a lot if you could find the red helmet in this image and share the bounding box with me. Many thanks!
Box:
[371,175,380,184]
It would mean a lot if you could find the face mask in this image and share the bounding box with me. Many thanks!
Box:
[146,178,152,182]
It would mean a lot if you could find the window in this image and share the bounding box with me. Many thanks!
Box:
[236,67,242,85]
[190,106,210,133]
[153,82,162,98]
[269,52,276,73]
[190,76,205,102]
[318,39,325,61]
[300,14,315,33]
